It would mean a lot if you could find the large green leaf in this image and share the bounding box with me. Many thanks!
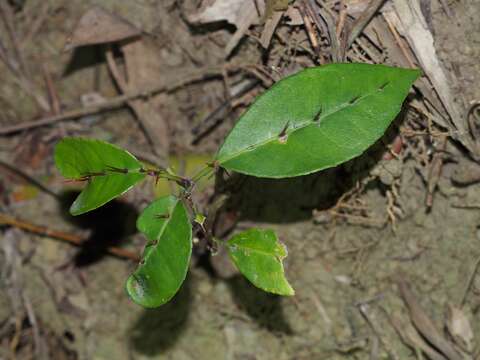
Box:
[126,195,192,307]
[227,228,294,296]
[54,137,145,215]
[216,63,420,178]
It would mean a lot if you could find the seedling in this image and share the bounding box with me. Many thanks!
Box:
[55,63,420,307]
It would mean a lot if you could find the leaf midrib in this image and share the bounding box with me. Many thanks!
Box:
[217,86,383,164]
[229,242,285,260]
[144,199,178,248]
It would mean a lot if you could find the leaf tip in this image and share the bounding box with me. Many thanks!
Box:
[126,274,150,307]
[69,195,97,216]
[69,201,84,216]
[284,285,295,296]
[407,67,422,81]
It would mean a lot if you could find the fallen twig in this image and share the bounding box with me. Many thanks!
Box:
[356,299,399,360]
[425,136,447,208]
[345,0,387,55]
[191,79,259,145]
[298,2,322,60]
[0,212,140,262]
[460,255,480,307]
[309,0,340,61]
[0,159,59,199]
[0,65,236,135]
[383,14,416,68]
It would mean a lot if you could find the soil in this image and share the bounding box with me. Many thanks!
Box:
[1,1,480,359]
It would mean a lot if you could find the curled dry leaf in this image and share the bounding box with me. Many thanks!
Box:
[284,7,303,26]
[188,0,266,56]
[188,0,263,27]
[65,6,141,50]
[446,304,474,353]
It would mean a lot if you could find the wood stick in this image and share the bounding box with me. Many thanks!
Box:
[0,65,231,135]
[0,212,140,262]
[346,0,386,50]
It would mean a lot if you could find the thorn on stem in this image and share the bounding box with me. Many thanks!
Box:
[176,177,193,189]
[140,168,158,177]
[349,96,361,105]
[208,160,220,172]
[313,105,322,123]
[79,171,106,180]
[146,239,159,248]
[278,121,290,144]
[106,165,129,174]
[379,81,389,91]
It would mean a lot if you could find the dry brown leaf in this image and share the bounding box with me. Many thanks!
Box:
[188,0,265,57]
[391,313,447,360]
[284,7,303,25]
[260,10,283,48]
[446,304,474,353]
[396,276,463,360]
[65,6,141,50]
[122,39,170,157]
[346,0,370,17]
[188,0,262,27]
[265,0,289,19]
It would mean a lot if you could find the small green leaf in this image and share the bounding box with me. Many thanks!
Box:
[216,63,421,178]
[227,228,294,296]
[54,137,145,215]
[126,195,192,308]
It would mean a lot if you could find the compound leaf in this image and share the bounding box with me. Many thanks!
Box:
[227,228,294,296]
[126,195,192,308]
[54,137,145,215]
[216,63,420,178]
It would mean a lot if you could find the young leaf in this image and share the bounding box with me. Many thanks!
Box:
[126,195,192,308]
[54,137,145,215]
[227,228,294,296]
[216,63,421,178]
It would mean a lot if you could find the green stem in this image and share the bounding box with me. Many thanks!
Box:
[191,165,215,183]
[139,167,192,189]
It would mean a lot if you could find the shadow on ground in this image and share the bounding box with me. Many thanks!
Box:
[227,275,293,334]
[58,191,138,266]
[128,276,191,355]
[218,108,409,224]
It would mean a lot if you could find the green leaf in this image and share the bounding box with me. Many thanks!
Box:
[54,137,145,215]
[126,195,192,308]
[216,63,420,178]
[227,228,294,296]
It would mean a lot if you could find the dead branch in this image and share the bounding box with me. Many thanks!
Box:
[0,213,140,262]
[345,0,387,54]
[0,65,237,135]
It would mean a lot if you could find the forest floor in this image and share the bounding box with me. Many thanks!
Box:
[0,0,480,359]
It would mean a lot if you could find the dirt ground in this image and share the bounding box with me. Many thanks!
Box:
[1,0,480,359]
